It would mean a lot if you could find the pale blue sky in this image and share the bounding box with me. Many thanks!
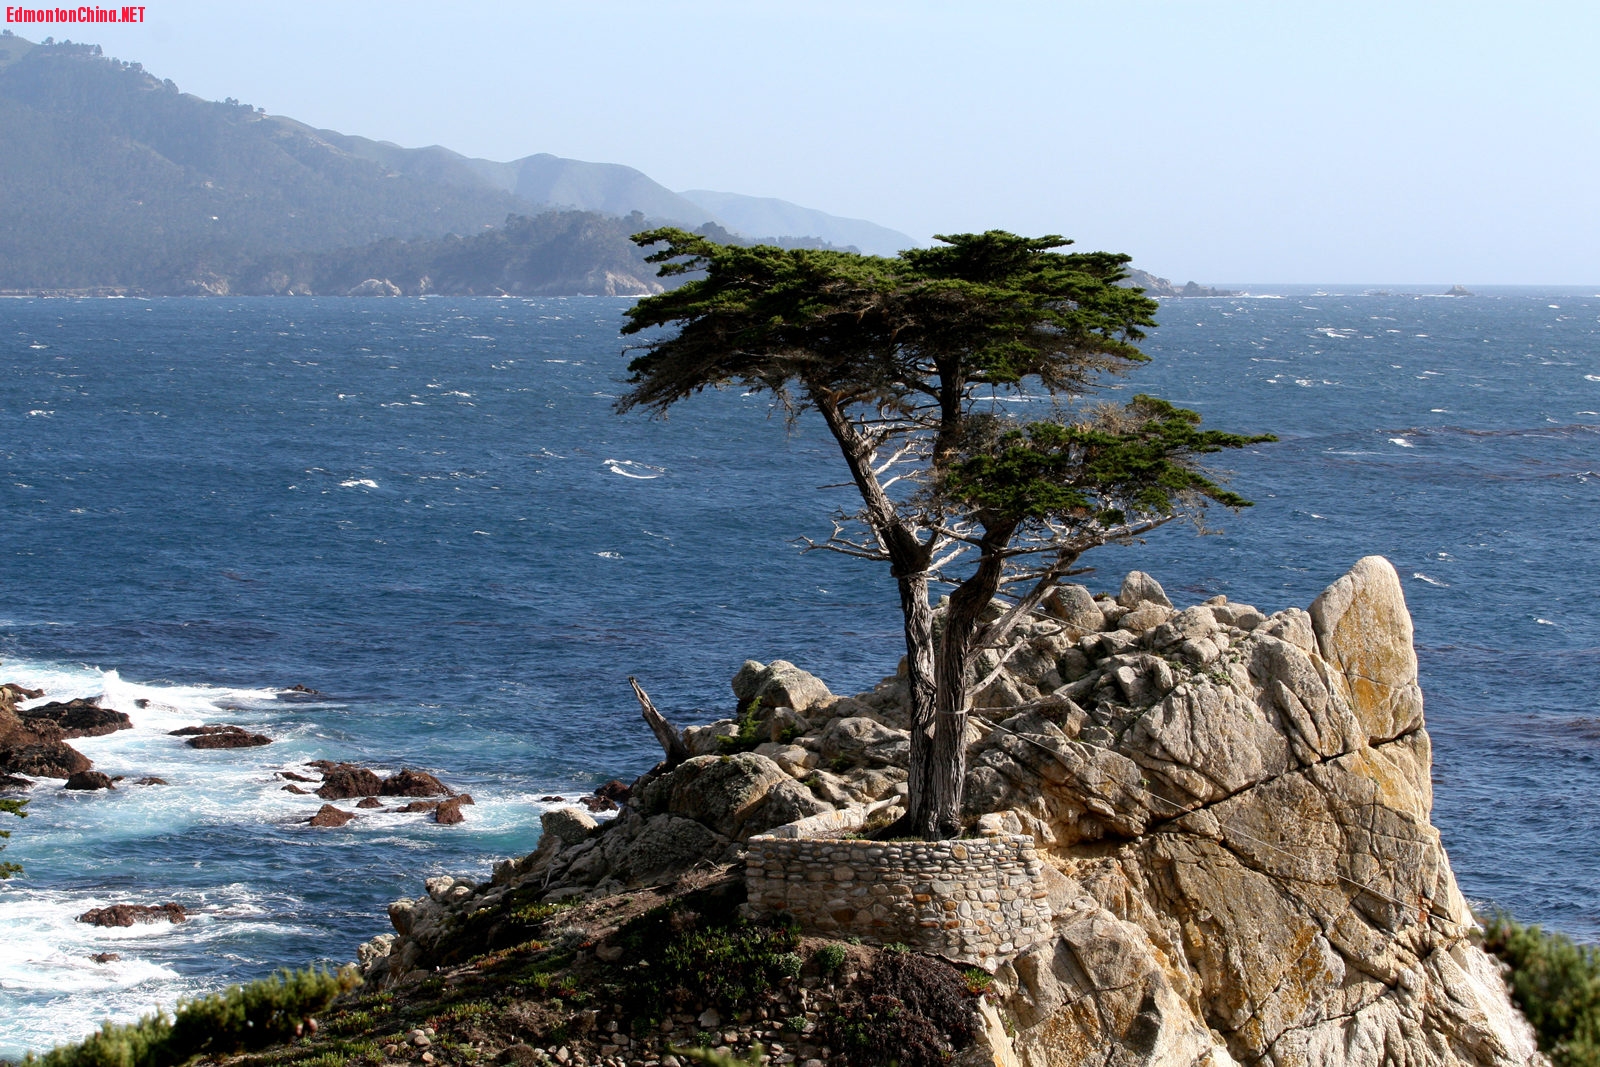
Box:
[32,0,1600,284]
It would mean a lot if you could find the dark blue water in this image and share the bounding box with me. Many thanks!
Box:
[0,290,1595,1052]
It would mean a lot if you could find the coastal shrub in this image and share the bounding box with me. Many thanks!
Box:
[1482,913,1600,1066]
[820,951,977,1067]
[29,966,359,1067]
[610,891,801,1023]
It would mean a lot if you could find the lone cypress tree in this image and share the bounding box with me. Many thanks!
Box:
[620,229,1272,839]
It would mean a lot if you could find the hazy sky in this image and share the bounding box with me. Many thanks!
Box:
[30,0,1600,284]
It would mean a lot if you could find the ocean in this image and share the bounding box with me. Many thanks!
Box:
[1,289,1596,1054]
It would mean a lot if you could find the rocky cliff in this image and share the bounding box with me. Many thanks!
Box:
[360,557,1541,1067]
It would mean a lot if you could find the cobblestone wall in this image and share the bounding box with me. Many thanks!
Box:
[745,811,1054,970]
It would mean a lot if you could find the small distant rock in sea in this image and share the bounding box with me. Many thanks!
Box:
[64,770,115,791]
[308,804,357,828]
[133,776,167,786]
[283,783,310,794]
[171,724,273,749]
[357,797,384,809]
[378,768,451,798]
[278,684,323,701]
[434,794,473,825]
[89,952,121,964]
[1445,284,1473,296]
[78,903,187,927]
[316,763,383,799]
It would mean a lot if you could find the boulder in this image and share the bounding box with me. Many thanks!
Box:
[1117,570,1173,609]
[64,770,115,790]
[132,776,167,786]
[579,794,617,813]
[1041,583,1107,638]
[731,660,832,713]
[817,716,911,768]
[308,804,356,827]
[1,741,92,778]
[20,698,132,738]
[283,784,310,795]
[357,797,383,808]
[316,764,384,799]
[635,752,829,840]
[378,768,450,797]
[542,806,598,846]
[78,903,187,927]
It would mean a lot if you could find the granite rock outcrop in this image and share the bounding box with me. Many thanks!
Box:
[356,557,1540,1067]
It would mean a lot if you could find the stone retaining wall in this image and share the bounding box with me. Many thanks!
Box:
[744,810,1054,970]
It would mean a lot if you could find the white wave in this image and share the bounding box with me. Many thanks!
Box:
[338,478,378,488]
[603,459,664,480]
[596,551,622,560]
[1389,437,1415,448]
[1535,618,1556,626]
[1585,375,1600,382]
[28,342,47,349]
[1411,573,1450,587]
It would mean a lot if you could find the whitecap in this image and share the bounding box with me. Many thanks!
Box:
[603,459,664,480]
[339,478,379,488]
[1585,375,1600,382]
[596,551,622,560]
[27,342,47,349]
[26,409,53,417]
[1411,573,1449,587]
[1389,437,1414,448]
[1535,618,1556,626]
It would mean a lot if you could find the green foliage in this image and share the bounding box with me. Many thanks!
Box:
[814,943,847,974]
[717,697,786,754]
[962,968,994,995]
[820,952,978,1067]
[0,796,25,879]
[610,894,801,1024]
[1482,913,1600,1066]
[942,395,1275,529]
[28,966,358,1067]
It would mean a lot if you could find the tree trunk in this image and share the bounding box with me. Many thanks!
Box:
[809,389,939,834]
[630,676,689,769]
[919,520,1018,840]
